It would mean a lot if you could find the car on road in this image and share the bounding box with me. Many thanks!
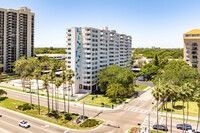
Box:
[177,124,192,130]
[19,120,30,128]
[153,125,168,131]
[0,113,2,117]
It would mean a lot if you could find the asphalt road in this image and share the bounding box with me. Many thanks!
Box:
[0,107,66,133]
[0,87,198,133]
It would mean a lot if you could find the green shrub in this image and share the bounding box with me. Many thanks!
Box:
[80,115,88,119]
[72,113,79,116]
[18,103,32,111]
[80,119,99,127]
[65,115,72,121]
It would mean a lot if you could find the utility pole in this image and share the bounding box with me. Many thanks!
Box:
[83,100,85,121]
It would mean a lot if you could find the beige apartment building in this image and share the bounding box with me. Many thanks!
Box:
[0,7,34,72]
[184,29,200,72]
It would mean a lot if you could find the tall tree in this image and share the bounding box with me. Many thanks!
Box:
[106,83,125,101]
[152,86,162,133]
[60,60,67,115]
[54,78,62,116]
[153,54,159,66]
[49,71,55,112]
[194,88,200,131]
[178,83,193,133]
[33,66,41,115]
[13,56,28,92]
[66,69,75,117]
[41,74,50,116]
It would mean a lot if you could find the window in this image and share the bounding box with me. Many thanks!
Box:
[192,42,198,46]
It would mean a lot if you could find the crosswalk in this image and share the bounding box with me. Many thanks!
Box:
[141,116,156,130]
[123,106,148,114]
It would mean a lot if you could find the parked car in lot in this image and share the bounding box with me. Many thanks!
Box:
[19,120,30,128]
[177,124,192,130]
[153,125,168,131]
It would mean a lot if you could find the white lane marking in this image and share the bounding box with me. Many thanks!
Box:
[124,107,129,110]
[0,118,31,133]
[0,127,12,133]
[159,117,163,125]
[64,129,69,133]
[2,113,54,133]
[131,108,136,111]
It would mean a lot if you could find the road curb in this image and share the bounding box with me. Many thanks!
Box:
[0,106,105,132]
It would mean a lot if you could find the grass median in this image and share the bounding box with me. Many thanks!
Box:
[159,101,199,117]
[0,96,103,130]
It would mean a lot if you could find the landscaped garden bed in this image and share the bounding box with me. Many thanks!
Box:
[0,96,103,129]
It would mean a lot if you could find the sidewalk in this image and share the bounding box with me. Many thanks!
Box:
[158,112,198,121]
[0,86,116,111]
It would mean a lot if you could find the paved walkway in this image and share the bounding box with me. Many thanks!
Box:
[158,112,199,121]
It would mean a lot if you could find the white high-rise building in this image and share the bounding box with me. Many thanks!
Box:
[0,7,34,72]
[66,27,132,94]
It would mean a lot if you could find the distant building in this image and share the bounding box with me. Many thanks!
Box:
[0,7,34,72]
[66,27,132,93]
[183,29,200,72]
[36,54,66,60]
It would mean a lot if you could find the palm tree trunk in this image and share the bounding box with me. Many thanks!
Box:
[157,100,159,133]
[29,80,32,109]
[51,80,54,112]
[68,86,70,117]
[197,104,200,131]
[171,100,173,133]
[63,83,66,115]
[185,98,189,133]
[37,78,40,115]
[183,101,184,133]
[55,87,57,115]
[166,98,168,133]
[47,85,50,117]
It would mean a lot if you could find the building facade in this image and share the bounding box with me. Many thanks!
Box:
[184,29,200,72]
[66,27,132,94]
[0,7,34,72]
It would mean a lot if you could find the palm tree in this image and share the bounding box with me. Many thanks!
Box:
[49,71,55,112]
[49,60,59,112]
[125,61,131,68]
[194,88,200,131]
[41,74,50,116]
[66,69,75,117]
[183,83,194,133]
[54,78,62,116]
[152,86,162,133]
[66,69,75,97]
[59,60,67,115]
[178,83,193,133]
[61,70,67,115]
[33,67,41,115]
[162,83,172,133]
[13,56,28,92]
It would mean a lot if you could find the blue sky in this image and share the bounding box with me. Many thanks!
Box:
[1,0,200,48]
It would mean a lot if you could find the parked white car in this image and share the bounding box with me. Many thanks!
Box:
[19,120,30,128]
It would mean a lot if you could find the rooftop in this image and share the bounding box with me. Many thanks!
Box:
[185,29,200,35]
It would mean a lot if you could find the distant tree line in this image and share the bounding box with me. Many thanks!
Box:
[132,48,183,59]
[34,48,66,55]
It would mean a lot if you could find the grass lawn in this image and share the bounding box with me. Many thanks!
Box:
[79,95,125,107]
[159,101,199,117]
[128,127,164,133]
[0,96,103,129]
[134,84,148,91]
